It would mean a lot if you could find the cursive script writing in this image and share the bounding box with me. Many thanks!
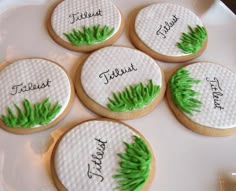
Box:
[206,77,224,110]
[156,15,179,39]
[87,138,107,182]
[10,79,51,96]
[69,9,102,24]
[98,63,138,85]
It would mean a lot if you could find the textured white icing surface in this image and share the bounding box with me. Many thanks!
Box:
[51,0,121,42]
[0,58,71,127]
[182,62,236,129]
[135,3,204,57]
[81,46,163,108]
[54,120,137,191]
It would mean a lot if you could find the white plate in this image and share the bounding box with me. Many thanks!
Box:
[0,0,236,190]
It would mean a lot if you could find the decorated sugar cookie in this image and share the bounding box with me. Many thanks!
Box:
[130,3,208,62]
[0,58,74,134]
[75,46,165,120]
[47,0,124,52]
[51,119,155,191]
[167,62,236,136]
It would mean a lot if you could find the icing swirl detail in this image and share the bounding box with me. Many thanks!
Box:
[170,68,202,115]
[1,98,62,128]
[177,25,207,54]
[113,136,152,191]
[108,80,160,112]
[64,25,114,46]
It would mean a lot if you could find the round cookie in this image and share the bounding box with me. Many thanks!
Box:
[166,62,236,136]
[47,0,124,52]
[130,3,208,62]
[0,58,74,134]
[75,46,165,120]
[51,119,155,191]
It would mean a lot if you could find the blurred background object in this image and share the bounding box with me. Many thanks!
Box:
[222,0,236,13]
[220,172,236,191]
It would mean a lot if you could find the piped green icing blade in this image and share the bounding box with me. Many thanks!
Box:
[113,136,152,191]
[108,80,160,112]
[170,68,202,115]
[64,24,115,46]
[177,25,207,54]
[1,98,62,128]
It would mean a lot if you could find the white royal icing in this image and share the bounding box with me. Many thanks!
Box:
[51,0,121,42]
[135,3,204,57]
[54,120,137,191]
[0,58,71,128]
[183,62,236,129]
[81,46,163,109]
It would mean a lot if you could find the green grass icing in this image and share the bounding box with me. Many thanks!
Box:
[1,98,62,128]
[108,80,160,112]
[63,25,114,46]
[170,68,202,115]
[177,25,207,54]
[113,136,152,191]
